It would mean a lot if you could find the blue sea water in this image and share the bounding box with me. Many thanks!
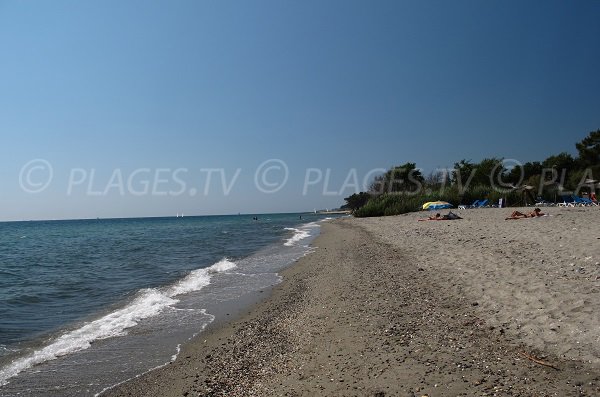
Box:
[0,213,336,396]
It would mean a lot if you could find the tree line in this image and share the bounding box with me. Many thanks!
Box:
[343,129,600,216]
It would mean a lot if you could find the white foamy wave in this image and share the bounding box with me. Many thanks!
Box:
[168,258,236,296]
[0,289,176,386]
[167,269,211,297]
[283,222,322,246]
[283,227,310,246]
[171,344,181,362]
[206,257,237,273]
[0,258,236,386]
[95,311,214,397]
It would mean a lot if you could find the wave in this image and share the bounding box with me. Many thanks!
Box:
[283,222,321,247]
[0,258,236,386]
[93,315,214,397]
[171,344,181,362]
[167,258,235,296]
[283,228,310,246]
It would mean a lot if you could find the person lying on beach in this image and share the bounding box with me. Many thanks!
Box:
[505,208,545,220]
[419,211,462,221]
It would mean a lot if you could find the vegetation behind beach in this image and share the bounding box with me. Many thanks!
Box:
[347,129,600,217]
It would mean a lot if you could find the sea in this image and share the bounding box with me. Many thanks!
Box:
[0,213,339,396]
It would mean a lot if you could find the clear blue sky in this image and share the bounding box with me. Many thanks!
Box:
[1,0,599,220]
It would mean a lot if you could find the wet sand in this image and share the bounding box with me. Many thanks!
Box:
[104,207,600,396]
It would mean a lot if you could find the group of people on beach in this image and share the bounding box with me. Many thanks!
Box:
[421,208,546,221]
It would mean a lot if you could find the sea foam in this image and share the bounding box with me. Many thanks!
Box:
[283,228,310,246]
[283,222,320,246]
[0,258,236,386]
[168,258,236,296]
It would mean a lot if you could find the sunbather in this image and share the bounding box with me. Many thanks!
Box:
[505,208,544,220]
[419,211,462,221]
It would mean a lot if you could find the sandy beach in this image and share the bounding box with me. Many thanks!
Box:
[104,206,600,396]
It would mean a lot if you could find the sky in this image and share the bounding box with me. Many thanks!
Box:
[1,0,599,220]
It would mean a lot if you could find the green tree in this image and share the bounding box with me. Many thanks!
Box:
[505,161,542,185]
[541,152,575,189]
[475,158,506,187]
[342,192,372,212]
[542,152,575,170]
[370,163,424,193]
[451,159,475,187]
[451,158,504,189]
[576,129,600,167]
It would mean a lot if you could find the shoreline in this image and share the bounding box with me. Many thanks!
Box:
[104,209,600,396]
[0,215,325,396]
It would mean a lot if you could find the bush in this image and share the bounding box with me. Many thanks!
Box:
[354,193,424,217]
[353,185,526,217]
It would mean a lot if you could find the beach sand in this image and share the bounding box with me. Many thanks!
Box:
[104,207,600,396]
